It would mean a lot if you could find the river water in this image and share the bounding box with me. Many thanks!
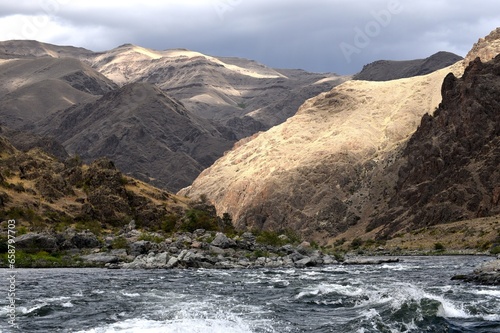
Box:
[1,256,499,333]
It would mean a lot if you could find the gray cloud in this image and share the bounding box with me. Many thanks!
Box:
[0,0,499,74]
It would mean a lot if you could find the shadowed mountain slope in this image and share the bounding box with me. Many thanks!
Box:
[0,56,116,128]
[36,82,235,191]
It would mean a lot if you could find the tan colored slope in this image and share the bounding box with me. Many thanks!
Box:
[180,62,464,237]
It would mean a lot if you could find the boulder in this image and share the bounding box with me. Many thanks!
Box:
[452,259,500,285]
[211,232,236,249]
[70,231,101,249]
[295,257,316,268]
[166,256,179,268]
[129,240,152,257]
[16,233,58,253]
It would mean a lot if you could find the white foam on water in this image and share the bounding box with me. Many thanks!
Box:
[476,289,500,297]
[19,302,47,314]
[75,316,269,333]
[62,301,74,308]
[122,292,140,297]
[295,283,364,299]
[431,295,470,319]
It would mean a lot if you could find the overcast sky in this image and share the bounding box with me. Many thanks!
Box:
[0,0,499,74]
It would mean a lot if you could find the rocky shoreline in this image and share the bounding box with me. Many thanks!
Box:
[8,226,405,270]
[452,258,500,285]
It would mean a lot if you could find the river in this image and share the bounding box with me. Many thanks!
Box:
[1,256,499,332]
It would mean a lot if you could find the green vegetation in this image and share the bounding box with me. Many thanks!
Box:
[180,208,218,232]
[350,238,364,249]
[111,236,129,250]
[434,243,445,251]
[254,229,301,247]
[0,251,85,268]
[162,214,179,233]
[138,233,164,244]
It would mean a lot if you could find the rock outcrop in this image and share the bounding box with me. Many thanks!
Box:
[452,259,500,285]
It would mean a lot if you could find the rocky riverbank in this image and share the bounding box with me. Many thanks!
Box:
[6,225,407,269]
[452,258,500,285]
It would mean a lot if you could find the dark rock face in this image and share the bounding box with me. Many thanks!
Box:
[354,51,462,81]
[16,233,58,253]
[369,56,500,236]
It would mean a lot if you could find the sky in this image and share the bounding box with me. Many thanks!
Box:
[0,0,499,74]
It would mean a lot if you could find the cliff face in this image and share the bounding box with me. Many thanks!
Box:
[368,55,500,237]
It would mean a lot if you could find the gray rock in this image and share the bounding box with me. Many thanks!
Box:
[166,257,179,268]
[452,259,500,285]
[168,246,180,254]
[129,240,152,257]
[211,232,236,249]
[16,233,58,253]
[280,244,295,254]
[209,245,225,255]
[295,257,315,268]
[322,255,337,265]
[70,231,101,249]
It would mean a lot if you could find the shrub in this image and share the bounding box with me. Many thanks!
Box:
[138,233,164,244]
[162,214,178,233]
[180,209,217,232]
[255,230,284,247]
[111,237,129,250]
[434,243,445,251]
[350,238,364,249]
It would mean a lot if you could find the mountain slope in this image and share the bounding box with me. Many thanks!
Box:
[0,56,116,128]
[367,55,500,237]
[179,62,464,240]
[86,44,347,137]
[0,135,187,231]
[353,51,463,81]
[36,82,235,191]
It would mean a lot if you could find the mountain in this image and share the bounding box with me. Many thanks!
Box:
[85,44,348,138]
[0,39,94,59]
[353,51,463,81]
[35,82,235,191]
[367,55,500,238]
[0,40,347,191]
[179,62,464,240]
[0,54,116,128]
[180,28,500,244]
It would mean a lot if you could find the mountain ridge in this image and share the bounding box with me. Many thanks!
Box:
[353,51,463,81]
